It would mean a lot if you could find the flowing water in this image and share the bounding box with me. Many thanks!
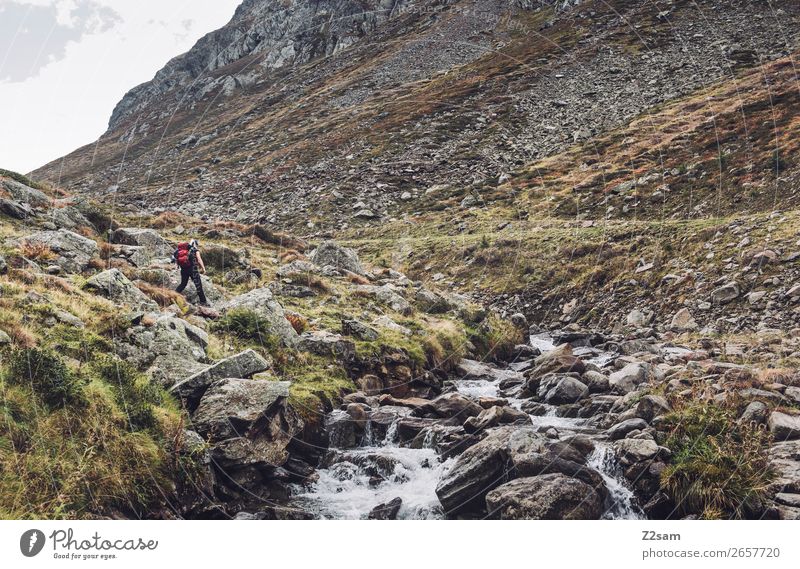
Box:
[292,333,643,519]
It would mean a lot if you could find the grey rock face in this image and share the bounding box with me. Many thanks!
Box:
[84,269,159,311]
[17,229,98,273]
[112,227,174,265]
[537,375,589,404]
[221,287,299,346]
[298,331,356,360]
[355,284,413,315]
[769,412,800,441]
[192,378,300,469]
[485,474,602,520]
[608,362,650,394]
[341,319,379,341]
[309,240,365,275]
[171,349,271,411]
[711,282,741,305]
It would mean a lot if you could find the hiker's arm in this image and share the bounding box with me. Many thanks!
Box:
[196,252,206,273]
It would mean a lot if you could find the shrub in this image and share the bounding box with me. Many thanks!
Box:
[659,402,774,519]
[7,348,84,409]
[285,312,309,334]
[93,357,163,432]
[248,224,307,251]
[20,241,56,262]
[212,308,281,351]
[468,314,524,362]
[135,281,186,309]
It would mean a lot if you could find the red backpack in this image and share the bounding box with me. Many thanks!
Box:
[176,242,193,269]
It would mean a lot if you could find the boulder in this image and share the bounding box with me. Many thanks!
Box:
[614,438,659,465]
[711,282,740,305]
[112,228,173,258]
[768,441,800,494]
[192,378,300,469]
[419,392,483,419]
[309,241,365,275]
[1,177,49,206]
[17,229,98,273]
[485,474,602,520]
[530,343,585,377]
[84,269,159,311]
[0,198,33,219]
[768,412,800,441]
[221,288,299,347]
[435,427,548,514]
[608,363,650,394]
[607,418,649,440]
[634,395,671,422]
[538,375,589,405]
[298,331,355,360]
[114,313,209,385]
[368,498,402,520]
[171,349,271,411]
[463,405,531,433]
[739,401,769,425]
[414,288,449,314]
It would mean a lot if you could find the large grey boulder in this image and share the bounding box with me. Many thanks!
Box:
[17,229,98,273]
[84,269,158,311]
[1,178,49,206]
[435,427,548,514]
[112,228,173,257]
[614,438,659,465]
[221,287,299,346]
[192,378,300,469]
[45,205,93,231]
[607,418,649,440]
[537,375,589,404]
[485,474,603,520]
[419,392,483,419]
[0,198,34,220]
[711,282,740,305]
[171,349,271,411]
[114,313,209,385]
[608,362,650,394]
[769,412,800,441]
[298,331,355,360]
[309,241,365,275]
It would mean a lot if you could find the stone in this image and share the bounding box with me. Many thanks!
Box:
[0,198,33,219]
[614,438,659,465]
[414,288,449,314]
[221,287,299,347]
[670,308,697,331]
[368,497,403,520]
[435,427,547,514]
[739,401,769,425]
[607,418,649,440]
[626,309,649,327]
[0,329,11,345]
[768,412,800,441]
[192,378,300,469]
[485,474,602,520]
[84,269,159,311]
[309,241,365,275]
[171,349,271,411]
[17,229,98,273]
[634,395,671,422]
[420,392,483,419]
[0,254,6,274]
[608,363,650,394]
[298,331,355,360]
[112,227,173,257]
[538,375,589,404]
[768,441,800,494]
[372,315,411,336]
[711,282,740,305]
[341,319,379,341]
[463,405,531,433]
[784,387,800,405]
[530,343,585,377]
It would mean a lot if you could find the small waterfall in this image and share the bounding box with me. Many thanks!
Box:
[587,445,645,520]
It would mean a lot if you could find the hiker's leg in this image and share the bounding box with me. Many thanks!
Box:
[191,270,208,304]
[176,268,190,293]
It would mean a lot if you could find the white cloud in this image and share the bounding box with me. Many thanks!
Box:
[0,0,241,174]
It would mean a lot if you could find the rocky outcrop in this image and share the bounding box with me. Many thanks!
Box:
[84,269,158,311]
[17,229,98,273]
[309,241,365,275]
[485,474,603,520]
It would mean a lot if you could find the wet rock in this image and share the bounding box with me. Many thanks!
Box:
[529,343,585,378]
[769,412,800,441]
[538,375,589,404]
[84,269,159,311]
[607,418,649,440]
[435,427,547,515]
[614,438,659,465]
[583,370,610,393]
[463,405,531,433]
[222,287,299,346]
[485,474,602,520]
[419,392,483,419]
[325,410,359,449]
[368,497,403,520]
[171,349,270,411]
[608,362,650,394]
[634,395,671,422]
[192,378,300,470]
[309,241,365,275]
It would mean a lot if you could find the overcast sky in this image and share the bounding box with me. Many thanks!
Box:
[0,0,241,174]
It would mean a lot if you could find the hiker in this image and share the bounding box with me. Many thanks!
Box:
[173,239,209,306]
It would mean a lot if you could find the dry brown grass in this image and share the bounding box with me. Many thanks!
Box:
[20,241,56,262]
[249,225,308,252]
[285,312,309,334]
[758,368,800,387]
[346,272,370,286]
[278,249,305,264]
[41,275,77,294]
[135,281,187,309]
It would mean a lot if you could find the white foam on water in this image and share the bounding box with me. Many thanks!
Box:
[587,444,645,520]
